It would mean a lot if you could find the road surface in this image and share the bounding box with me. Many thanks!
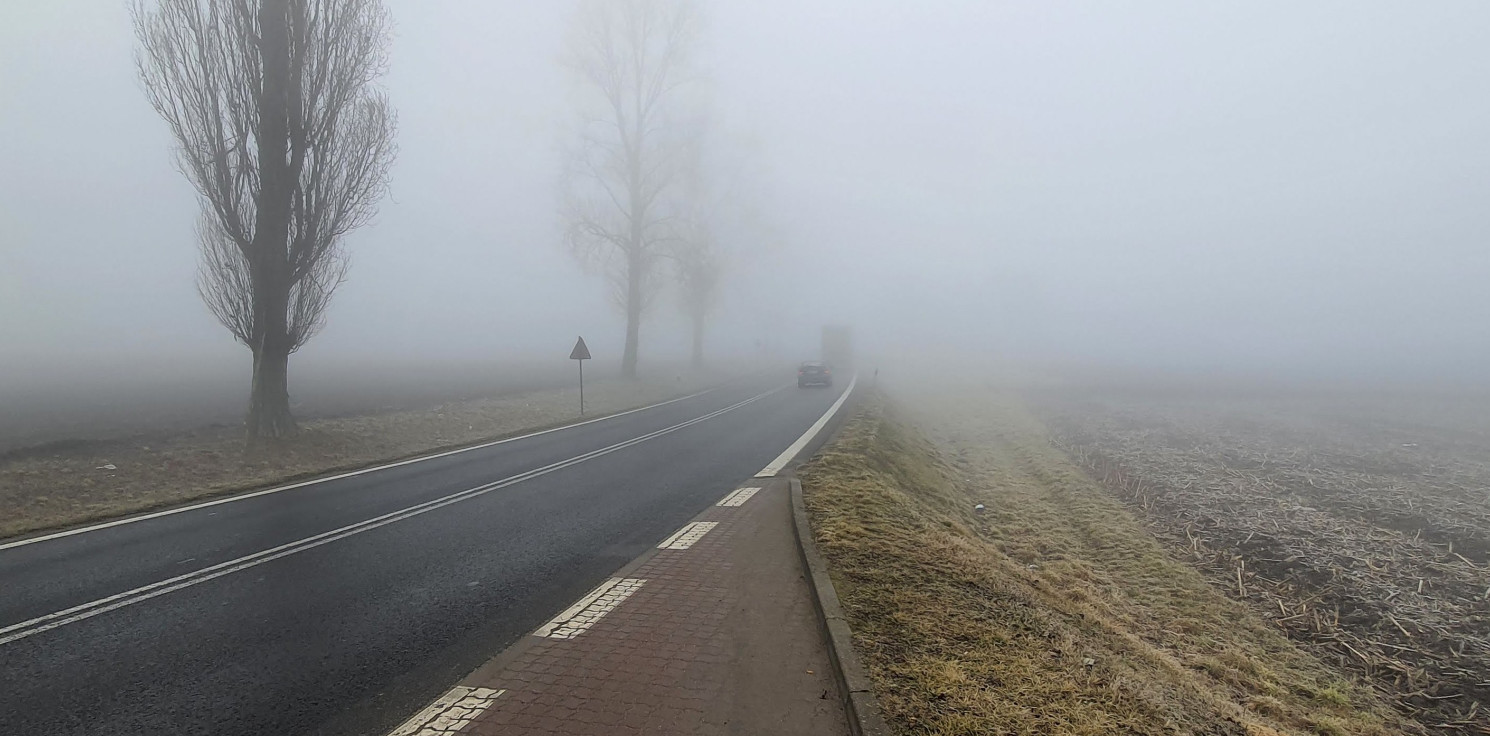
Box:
[0,373,853,736]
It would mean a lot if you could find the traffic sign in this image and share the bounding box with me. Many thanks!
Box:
[570,336,590,414]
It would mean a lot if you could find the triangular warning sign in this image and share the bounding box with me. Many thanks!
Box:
[569,336,591,360]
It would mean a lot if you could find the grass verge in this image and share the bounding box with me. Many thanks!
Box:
[0,374,717,540]
[798,389,1416,735]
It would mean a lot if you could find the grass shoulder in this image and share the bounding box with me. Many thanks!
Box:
[798,388,1414,736]
[0,375,712,541]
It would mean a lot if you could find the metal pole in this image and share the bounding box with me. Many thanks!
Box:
[579,359,585,416]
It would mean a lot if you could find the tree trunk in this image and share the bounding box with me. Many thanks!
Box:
[622,247,642,379]
[245,255,296,440]
[245,0,298,442]
[246,337,295,441]
[690,311,704,370]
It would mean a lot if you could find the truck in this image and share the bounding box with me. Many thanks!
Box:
[821,325,853,369]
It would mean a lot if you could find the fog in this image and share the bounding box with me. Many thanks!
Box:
[5,0,1490,419]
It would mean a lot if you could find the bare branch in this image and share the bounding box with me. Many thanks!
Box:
[134,0,394,438]
[561,0,703,376]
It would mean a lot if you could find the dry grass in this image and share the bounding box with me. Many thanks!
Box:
[1038,389,1490,733]
[798,388,1416,736]
[0,375,713,540]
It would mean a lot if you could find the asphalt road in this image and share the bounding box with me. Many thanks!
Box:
[0,373,853,736]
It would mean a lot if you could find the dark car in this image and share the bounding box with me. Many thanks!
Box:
[797,361,833,388]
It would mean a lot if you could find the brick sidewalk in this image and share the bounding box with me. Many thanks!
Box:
[390,478,849,736]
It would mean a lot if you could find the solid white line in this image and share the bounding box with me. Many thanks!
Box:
[755,374,858,477]
[0,386,720,552]
[0,388,783,647]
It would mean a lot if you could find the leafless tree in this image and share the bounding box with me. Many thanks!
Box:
[563,0,703,379]
[670,218,720,369]
[664,129,779,370]
[133,0,395,441]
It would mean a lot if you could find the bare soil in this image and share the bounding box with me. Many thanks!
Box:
[1036,387,1490,734]
[0,373,718,541]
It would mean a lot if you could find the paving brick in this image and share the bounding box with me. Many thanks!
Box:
[441,479,848,735]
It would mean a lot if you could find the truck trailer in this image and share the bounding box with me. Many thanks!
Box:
[821,325,853,368]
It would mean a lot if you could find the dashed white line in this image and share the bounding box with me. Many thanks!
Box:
[388,685,505,735]
[656,521,718,550]
[534,577,647,639]
[716,487,761,507]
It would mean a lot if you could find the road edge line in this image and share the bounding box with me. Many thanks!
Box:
[754,373,858,477]
[0,389,782,646]
[789,475,892,736]
[0,381,736,551]
[379,376,858,734]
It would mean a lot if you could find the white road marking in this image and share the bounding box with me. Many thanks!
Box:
[533,577,646,639]
[716,486,761,507]
[656,521,718,550]
[756,373,858,477]
[0,387,722,552]
[0,388,785,648]
[388,686,505,736]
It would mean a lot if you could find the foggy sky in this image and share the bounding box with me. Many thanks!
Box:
[4,1,1490,389]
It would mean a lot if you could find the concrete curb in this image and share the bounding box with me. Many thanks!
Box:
[789,476,893,736]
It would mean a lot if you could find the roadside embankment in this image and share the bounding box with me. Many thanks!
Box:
[0,373,719,540]
[797,388,1414,736]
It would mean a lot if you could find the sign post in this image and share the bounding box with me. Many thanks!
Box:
[569,336,591,415]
